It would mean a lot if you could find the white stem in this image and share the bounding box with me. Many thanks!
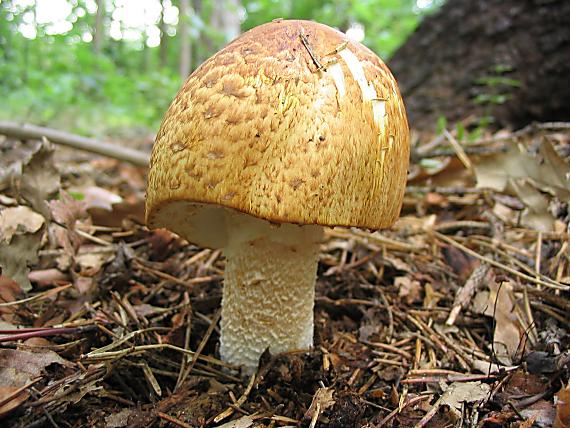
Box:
[220,221,323,372]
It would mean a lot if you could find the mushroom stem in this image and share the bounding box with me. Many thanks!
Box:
[220,223,324,372]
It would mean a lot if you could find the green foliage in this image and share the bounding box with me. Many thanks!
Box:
[436,116,447,134]
[0,35,180,135]
[243,0,444,59]
[1,0,444,135]
[473,64,521,107]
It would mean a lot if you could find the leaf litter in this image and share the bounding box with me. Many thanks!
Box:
[0,124,568,427]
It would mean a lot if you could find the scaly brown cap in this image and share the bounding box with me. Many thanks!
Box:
[146,19,409,240]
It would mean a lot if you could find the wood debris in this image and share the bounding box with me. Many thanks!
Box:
[0,123,568,426]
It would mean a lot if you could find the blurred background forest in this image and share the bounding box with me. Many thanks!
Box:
[0,0,443,137]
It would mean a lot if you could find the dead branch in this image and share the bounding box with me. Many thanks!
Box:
[0,121,150,167]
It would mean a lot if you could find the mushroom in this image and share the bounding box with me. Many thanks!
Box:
[145,20,410,372]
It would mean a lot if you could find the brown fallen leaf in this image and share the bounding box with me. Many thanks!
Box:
[440,381,491,418]
[0,348,72,417]
[441,244,479,281]
[48,190,88,259]
[0,138,60,218]
[79,186,122,211]
[447,264,490,325]
[305,387,335,424]
[510,179,554,231]
[0,349,71,378]
[0,206,45,291]
[472,281,524,365]
[215,414,255,428]
[555,384,570,428]
[520,399,555,428]
[89,193,145,227]
[0,275,23,320]
[474,142,570,231]
[474,142,570,200]
[395,276,423,305]
[105,408,136,428]
[28,268,70,286]
[0,385,30,418]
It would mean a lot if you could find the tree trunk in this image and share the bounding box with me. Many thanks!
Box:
[210,0,241,47]
[0,1,12,62]
[93,0,105,55]
[178,0,192,80]
[142,30,150,72]
[159,0,168,67]
[388,0,570,131]
[192,0,208,66]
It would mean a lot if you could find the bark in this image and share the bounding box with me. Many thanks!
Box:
[93,0,105,55]
[192,0,209,66]
[210,0,241,47]
[388,0,570,131]
[159,0,168,67]
[178,0,192,80]
[0,121,149,167]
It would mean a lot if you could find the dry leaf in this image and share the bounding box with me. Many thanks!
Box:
[48,191,88,257]
[0,385,29,418]
[0,348,72,416]
[520,400,556,428]
[0,349,71,378]
[0,206,44,241]
[395,276,422,305]
[105,409,135,428]
[489,282,524,365]
[305,387,336,421]
[474,142,570,231]
[89,193,145,227]
[510,179,554,231]
[28,268,69,286]
[216,415,255,428]
[474,143,570,198]
[0,275,23,320]
[555,384,570,428]
[19,140,60,217]
[0,206,45,291]
[0,139,60,218]
[538,142,570,201]
[79,186,123,211]
[440,381,491,418]
[49,191,87,227]
[472,281,523,365]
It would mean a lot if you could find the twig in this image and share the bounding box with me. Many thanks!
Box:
[0,284,72,307]
[374,395,432,427]
[176,308,221,389]
[328,228,425,253]
[213,374,256,423]
[88,343,230,368]
[299,28,323,70]
[447,264,490,325]
[434,232,568,290]
[157,412,194,428]
[175,293,192,391]
[134,258,219,288]
[0,377,42,409]
[0,121,149,166]
[365,341,413,360]
[0,325,97,343]
[443,129,474,172]
[401,373,496,384]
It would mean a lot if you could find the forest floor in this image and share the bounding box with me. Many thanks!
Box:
[0,123,569,427]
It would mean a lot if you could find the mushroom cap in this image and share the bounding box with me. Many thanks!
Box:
[146,19,410,245]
